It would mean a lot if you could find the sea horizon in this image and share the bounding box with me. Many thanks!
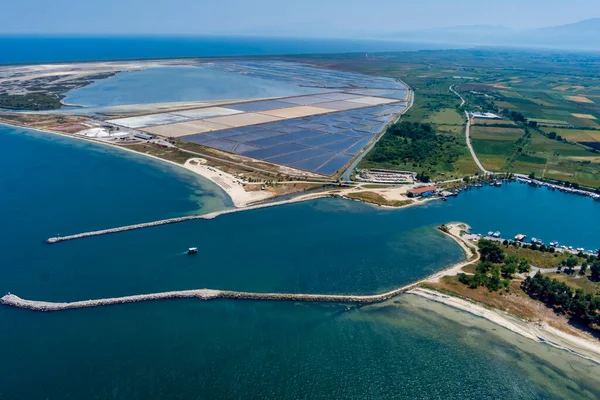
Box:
[0,34,462,65]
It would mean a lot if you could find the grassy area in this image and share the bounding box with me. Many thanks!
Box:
[502,245,584,269]
[423,109,464,125]
[540,127,600,144]
[424,276,592,337]
[345,191,413,207]
[548,271,600,296]
[424,277,553,322]
[469,125,526,171]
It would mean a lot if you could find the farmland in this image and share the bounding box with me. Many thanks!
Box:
[291,49,600,187]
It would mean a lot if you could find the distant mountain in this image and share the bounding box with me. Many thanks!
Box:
[391,25,513,45]
[389,18,600,51]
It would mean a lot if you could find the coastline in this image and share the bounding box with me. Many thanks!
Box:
[4,220,600,365]
[408,287,600,365]
[0,121,247,209]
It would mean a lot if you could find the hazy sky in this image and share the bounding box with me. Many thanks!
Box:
[2,0,599,35]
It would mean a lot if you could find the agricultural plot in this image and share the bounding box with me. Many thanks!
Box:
[470,126,525,171]
[507,132,600,186]
[527,132,596,158]
[539,127,600,146]
[423,109,464,125]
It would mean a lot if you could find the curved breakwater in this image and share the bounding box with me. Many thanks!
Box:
[1,285,420,312]
[5,226,478,312]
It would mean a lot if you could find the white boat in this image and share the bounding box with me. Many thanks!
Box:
[187,247,198,255]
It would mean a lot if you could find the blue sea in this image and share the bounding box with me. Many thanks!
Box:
[0,35,458,65]
[1,37,599,399]
[1,125,599,399]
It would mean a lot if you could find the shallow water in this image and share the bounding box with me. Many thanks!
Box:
[62,65,329,108]
[1,125,600,399]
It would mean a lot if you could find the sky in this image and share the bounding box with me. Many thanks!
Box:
[1,0,599,36]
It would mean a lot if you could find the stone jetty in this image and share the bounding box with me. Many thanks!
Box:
[46,193,328,244]
[1,284,423,312]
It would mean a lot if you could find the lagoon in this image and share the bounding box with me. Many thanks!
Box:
[62,65,329,108]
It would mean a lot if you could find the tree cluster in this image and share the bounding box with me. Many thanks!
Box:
[522,273,600,327]
[458,240,531,292]
[365,122,462,177]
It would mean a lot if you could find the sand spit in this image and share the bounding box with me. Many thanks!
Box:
[409,287,600,365]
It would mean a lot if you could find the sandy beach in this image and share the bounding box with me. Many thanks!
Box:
[409,287,600,365]
[183,158,273,207]
[0,121,279,209]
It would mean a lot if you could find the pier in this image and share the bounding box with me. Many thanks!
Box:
[46,193,328,244]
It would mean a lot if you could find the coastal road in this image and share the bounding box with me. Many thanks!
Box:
[449,85,490,175]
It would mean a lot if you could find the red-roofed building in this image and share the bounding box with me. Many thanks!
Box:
[407,186,437,198]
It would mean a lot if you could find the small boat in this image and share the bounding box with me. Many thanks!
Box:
[187,247,198,255]
[442,197,448,202]
[493,231,501,238]
[488,231,494,237]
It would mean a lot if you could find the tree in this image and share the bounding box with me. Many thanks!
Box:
[478,239,505,264]
[486,266,502,291]
[580,262,588,276]
[518,259,531,273]
[528,172,536,179]
[502,262,517,279]
[590,261,600,281]
[530,243,538,251]
[548,131,557,140]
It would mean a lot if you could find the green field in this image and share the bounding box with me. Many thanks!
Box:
[294,49,600,186]
[529,118,570,125]
[423,109,464,125]
[540,127,600,142]
[470,125,524,171]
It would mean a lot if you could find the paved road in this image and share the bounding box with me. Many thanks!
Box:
[528,265,582,278]
[449,85,490,175]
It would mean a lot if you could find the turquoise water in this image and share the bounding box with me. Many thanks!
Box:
[63,66,328,108]
[1,125,600,399]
